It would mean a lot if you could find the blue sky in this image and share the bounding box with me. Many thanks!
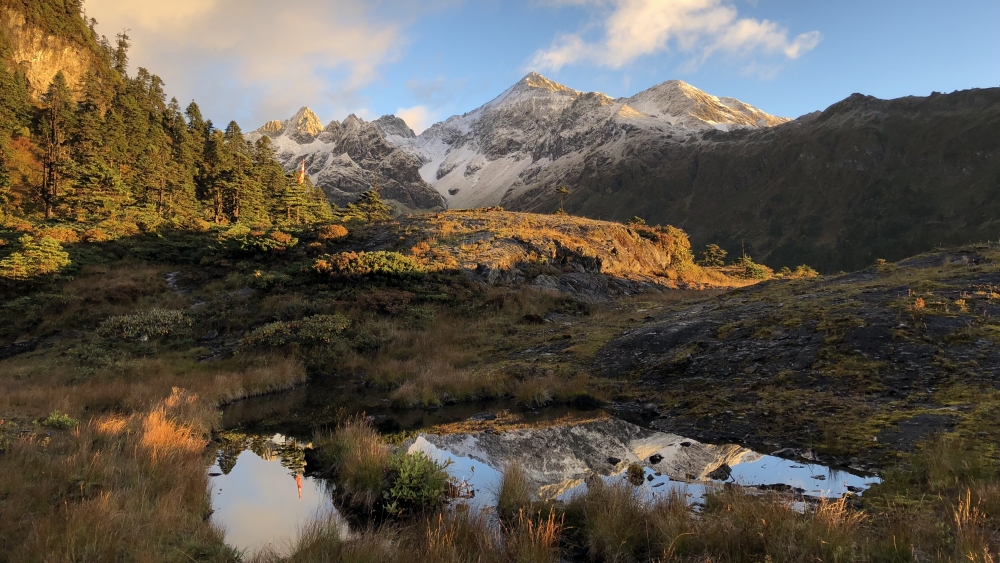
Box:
[89,0,999,133]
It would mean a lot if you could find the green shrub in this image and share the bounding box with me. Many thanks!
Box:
[314,417,390,508]
[220,226,299,256]
[0,235,71,280]
[776,264,820,279]
[313,251,425,278]
[98,309,191,341]
[732,254,774,280]
[384,451,451,515]
[247,270,292,290]
[40,410,78,430]
[239,314,350,351]
[698,243,728,267]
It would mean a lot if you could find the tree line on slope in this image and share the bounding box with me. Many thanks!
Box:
[0,7,332,237]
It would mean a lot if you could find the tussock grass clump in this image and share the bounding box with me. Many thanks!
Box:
[565,480,649,562]
[314,416,391,508]
[314,417,452,515]
[248,513,399,563]
[692,488,863,563]
[0,389,237,562]
[496,463,533,520]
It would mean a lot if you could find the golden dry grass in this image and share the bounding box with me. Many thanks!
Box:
[0,389,238,562]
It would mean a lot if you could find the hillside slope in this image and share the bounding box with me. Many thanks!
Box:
[521,87,1000,272]
[599,245,1000,466]
[352,210,743,296]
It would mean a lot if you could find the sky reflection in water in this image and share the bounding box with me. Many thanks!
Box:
[209,444,338,556]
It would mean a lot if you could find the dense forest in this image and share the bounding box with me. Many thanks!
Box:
[0,0,332,240]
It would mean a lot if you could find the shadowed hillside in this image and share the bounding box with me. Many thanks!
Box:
[513,87,1000,273]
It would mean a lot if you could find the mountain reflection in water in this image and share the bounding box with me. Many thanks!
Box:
[408,417,877,506]
[209,415,878,554]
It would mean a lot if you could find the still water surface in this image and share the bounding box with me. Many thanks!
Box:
[209,402,880,555]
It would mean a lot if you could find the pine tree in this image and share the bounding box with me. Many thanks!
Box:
[112,31,130,77]
[200,129,231,223]
[162,98,198,218]
[39,72,76,219]
[351,190,392,223]
[280,176,310,224]
[0,235,72,280]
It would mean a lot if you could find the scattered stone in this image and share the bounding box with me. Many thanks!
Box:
[522,314,546,324]
[707,463,732,481]
[201,330,219,341]
[811,475,827,481]
[0,339,39,360]
[648,454,663,465]
[680,441,692,448]
[606,456,621,465]
[469,412,497,422]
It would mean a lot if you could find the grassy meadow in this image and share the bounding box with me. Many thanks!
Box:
[0,213,998,561]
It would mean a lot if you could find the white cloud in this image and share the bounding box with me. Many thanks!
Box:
[85,0,406,128]
[530,0,820,74]
[396,105,433,135]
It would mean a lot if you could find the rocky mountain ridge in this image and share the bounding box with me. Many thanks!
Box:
[250,72,786,211]
[247,107,444,212]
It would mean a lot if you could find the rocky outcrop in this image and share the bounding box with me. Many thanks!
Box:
[0,8,93,99]
[247,109,444,213]
[363,210,743,298]
[596,247,1000,466]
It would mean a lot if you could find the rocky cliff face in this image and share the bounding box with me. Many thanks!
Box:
[0,8,93,99]
[247,108,445,212]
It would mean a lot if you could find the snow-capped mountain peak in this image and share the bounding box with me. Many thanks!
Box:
[516,71,577,94]
[257,106,324,141]
[249,74,788,212]
[627,80,790,131]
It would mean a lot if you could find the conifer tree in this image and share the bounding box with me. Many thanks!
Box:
[351,190,392,223]
[112,31,130,77]
[0,235,72,280]
[39,72,76,218]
